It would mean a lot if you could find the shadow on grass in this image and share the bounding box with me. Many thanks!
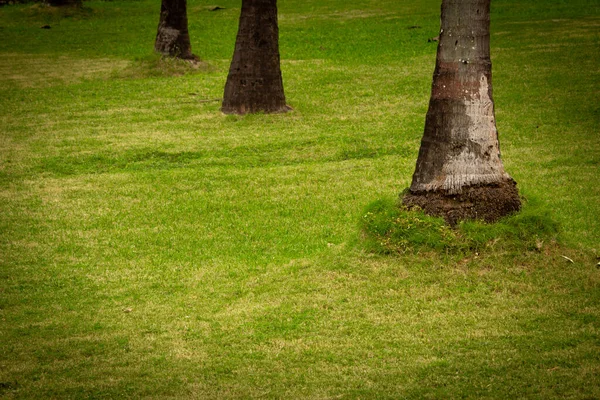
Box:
[32,143,412,177]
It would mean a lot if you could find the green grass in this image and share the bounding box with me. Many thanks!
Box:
[1,0,599,398]
[360,196,561,255]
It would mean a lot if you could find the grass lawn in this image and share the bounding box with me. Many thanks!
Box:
[0,0,599,398]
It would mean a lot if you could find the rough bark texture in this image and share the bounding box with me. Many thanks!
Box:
[221,0,289,114]
[155,0,195,59]
[403,0,520,225]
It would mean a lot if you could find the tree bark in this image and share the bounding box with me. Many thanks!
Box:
[403,0,520,225]
[155,0,195,60]
[221,0,289,114]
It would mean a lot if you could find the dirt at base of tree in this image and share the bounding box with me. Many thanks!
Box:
[402,180,521,226]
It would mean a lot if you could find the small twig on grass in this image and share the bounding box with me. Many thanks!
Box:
[180,98,222,104]
[561,255,574,263]
[197,98,222,103]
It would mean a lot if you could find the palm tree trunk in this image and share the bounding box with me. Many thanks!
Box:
[155,0,195,60]
[403,0,520,225]
[221,0,289,114]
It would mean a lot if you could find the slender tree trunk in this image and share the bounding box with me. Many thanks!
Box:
[155,0,195,60]
[221,0,289,114]
[403,0,520,225]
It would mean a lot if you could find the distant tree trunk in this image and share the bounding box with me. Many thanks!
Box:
[403,0,520,225]
[155,0,195,60]
[46,0,81,7]
[221,0,289,114]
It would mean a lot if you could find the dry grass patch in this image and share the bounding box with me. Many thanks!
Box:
[0,54,130,89]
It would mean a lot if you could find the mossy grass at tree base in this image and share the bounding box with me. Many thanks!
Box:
[119,54,211,79]
[361,194,559,256]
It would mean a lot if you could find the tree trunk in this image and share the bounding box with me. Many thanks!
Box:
[403,0,520,225]
[221,0,289,115]
[155,0,195,60]
[46,0,82,7]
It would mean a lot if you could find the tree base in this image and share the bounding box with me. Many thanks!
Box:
[221,104,292,115]
[402,180,521,226]
[46,0,82,7]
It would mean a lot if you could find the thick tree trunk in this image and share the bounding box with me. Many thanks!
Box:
[221,0,289,114]
[155,0,195,60]
[46,0,82,7]
[403,0,520,225]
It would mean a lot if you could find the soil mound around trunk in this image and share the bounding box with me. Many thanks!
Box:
[403,180,521,226]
